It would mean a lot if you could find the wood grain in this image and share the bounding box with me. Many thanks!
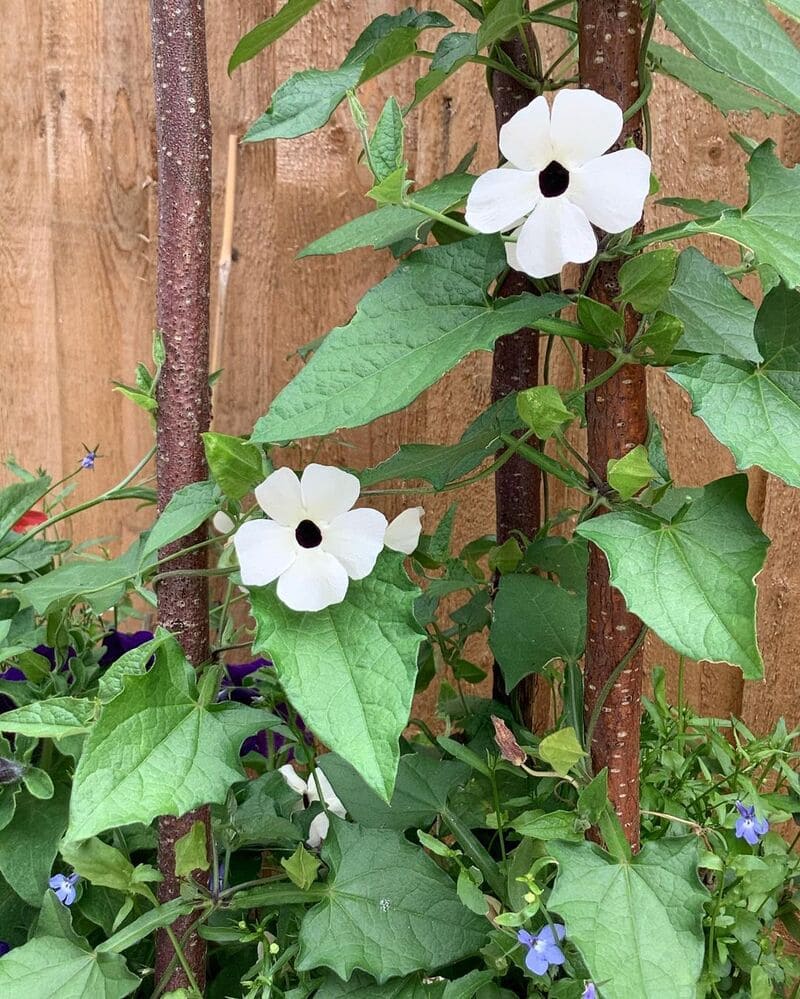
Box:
[2,2,798,734]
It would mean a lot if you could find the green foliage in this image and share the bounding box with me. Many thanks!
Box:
[516,386,575,440]
[252,237,566,443]
[250,553,423,800]
[671,283,800,486]
[0,934,139,998]
[659,0,800,113]
[202,432,264,500]
[174,820,209,877]
[139,479,217,565]
[537,728,586,777]
[67,636,263,840]
[297,819,487,981]
[0,782,69,906]
[607,445,657,500]
[369,97,406,182]
[617,250,677,314]
[549,838,707,999]
[0,477,50,542]
[578,476,768,678]
[228,0,323,73]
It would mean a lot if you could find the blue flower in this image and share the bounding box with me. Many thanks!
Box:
[80,445,99,470]
[517,923,566,975]
[0,941,11,958]
[49,872,79,906]
[582,984,597,999]
[735,801,769,846]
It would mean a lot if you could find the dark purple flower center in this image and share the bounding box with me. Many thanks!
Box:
[539,160,570,198]
[295,519,322,549]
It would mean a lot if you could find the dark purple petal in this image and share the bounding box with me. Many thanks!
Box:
[0,941,10,958]
[99,631,154,667]
[224,658,272,685]
[0,668,25,683]
[735,800,753,820]
[33,645,76,672]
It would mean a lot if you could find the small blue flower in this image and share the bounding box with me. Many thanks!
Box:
[582,984,597,999]
[517,923,566,975]
[80,445,99,470]
[49,871,79,906]
[735,801,769,846]
[0,941,11,958]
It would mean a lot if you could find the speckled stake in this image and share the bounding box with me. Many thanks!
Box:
[489,22,548,731]
[149,0,212,989]
[579,0,648,851]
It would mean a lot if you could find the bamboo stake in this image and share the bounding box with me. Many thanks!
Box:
[149,0,213,988]
[578,0,648,850]
[211,132,239,381]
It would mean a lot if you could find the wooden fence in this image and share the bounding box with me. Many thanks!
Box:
[2,1,797,732]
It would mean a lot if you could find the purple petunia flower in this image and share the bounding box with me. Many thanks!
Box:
[98,630,154,667]
[582,984,597,999]
[0,941,10,958]
[517,923,566,976]
[49,872,79,906]
[735,801,769,846]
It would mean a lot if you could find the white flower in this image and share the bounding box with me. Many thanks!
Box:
[279,764,347,849]
[384,506,424,555]
[465,89,651,279]
[233,464,387,612]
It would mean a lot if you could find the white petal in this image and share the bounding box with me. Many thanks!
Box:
[306,771,347,818]
[549,88,623,168]
[306,812,330,849]
[278,763,308,798]
[384,507,424,555]
[515,197,597,279]
[499,95,553,171]
[276,548,350,612]
[322,507,387,580]
[504,225,524,272]
[254,466,304,527]
[465,168,540,234]
[212,511,234,535]
[300,463,361,524]
[568,148,651,233]
[232,520,297,587]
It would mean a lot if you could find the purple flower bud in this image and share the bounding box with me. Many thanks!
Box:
[582,984,597,999]
[517,923,566,976]
[734,800,769,846]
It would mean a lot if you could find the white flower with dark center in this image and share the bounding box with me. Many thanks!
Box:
[233,464,387,612]
[465,88,652,279]
[279,764,347,848]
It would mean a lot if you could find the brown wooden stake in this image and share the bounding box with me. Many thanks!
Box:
[578,0,648,850]
[490,28,547,730]
[149,0,212,988]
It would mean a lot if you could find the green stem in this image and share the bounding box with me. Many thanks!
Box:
[499,434,588,490]
[527,13,577,31]
[1,445,156,558]
[164,924,202,996]
[488,765,508,862]
[403,199,478,237]
[569,353,629,400]
[472,54,539,88]
[585,626,649,755]
[542,38,577,81]
[441,806,504,896]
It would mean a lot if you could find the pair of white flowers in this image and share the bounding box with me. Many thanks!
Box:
[229,463,423,612]
[465,88,652,278]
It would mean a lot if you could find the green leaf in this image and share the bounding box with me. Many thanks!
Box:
[490,573,585,691]
[98,632,169,702]
[59,838,140,895]
[67,635,263,840]
[477,0,525,48]
[537,728,586,777]
[228,0,323,73]
[281,843,321,890]
[174,821,209,878]
[410,32,477,109]
[659,0,800,113]
[670,283,800,487]
[17,544,141,616]
[0,936,139,998]
[635,313,684,364]
[0,476,50,543]
[361,393,520,489]
[299,170,475,257]
[369,97,405,181]
[0,536,69,577]
[0,696,96,739]
[649,42,784,117]
[617,250,678,314]
[750,965,773,999]
[442,970,496,999]
[369,165,409,205]
[140,480,217,565]
[522,535,588,594]
[607,445,657,500]
[516,386,575,440]
[661,248,759,362]
[231,771,303,846]
[576,475,768,678]
[297,819,487,982]
[0,782,69,906]
[577,296,623,342]
[315,972,441,998]
[456,867,487,915]
[549,838,706,999]
[512,809,584,842]
[250,553,424,800]
[202,432,264,500]
[252,237,567,442]
[318,750,469,830]
[244,11,450,142]
[771,0,800,18]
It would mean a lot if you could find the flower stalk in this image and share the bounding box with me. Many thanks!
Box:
[149,0,213,989]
